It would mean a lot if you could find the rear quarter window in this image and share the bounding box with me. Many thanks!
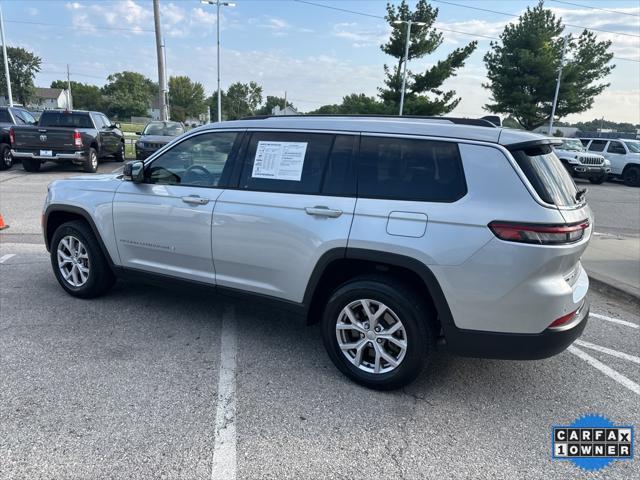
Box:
[511,144,579,207]
[357,136,466,202]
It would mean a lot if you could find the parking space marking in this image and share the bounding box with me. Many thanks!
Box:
[590,312,639,329]
[210,305,238,480]
[0,254,16,264]
[568,346,640,396]
[575,340,640,365]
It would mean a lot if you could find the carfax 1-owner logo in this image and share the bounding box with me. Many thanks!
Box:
[552,414,635,471]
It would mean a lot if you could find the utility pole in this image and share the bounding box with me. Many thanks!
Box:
[66,64,73,110]
[162,39,169,118]
[153,0,168,121]
[0,2,13,107]
[548,35,569,135]
[283,91,287,111]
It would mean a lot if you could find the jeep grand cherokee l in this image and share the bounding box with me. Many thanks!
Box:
[42,116,592,389]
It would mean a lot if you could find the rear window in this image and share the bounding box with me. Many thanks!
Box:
[358,136,466,202]
[511,144,579,207]
[39,112,93,128]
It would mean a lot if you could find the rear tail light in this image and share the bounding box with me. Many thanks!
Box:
[488,220,589,245]
[73,130,83,148]
[548,308,579,329]
[547,300,586,330]
[9,127,15,146]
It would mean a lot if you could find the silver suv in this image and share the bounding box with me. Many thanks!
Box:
[43,116,592,389]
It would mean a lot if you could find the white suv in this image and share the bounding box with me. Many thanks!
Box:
[43,116,592,389]
[582,138,640,186]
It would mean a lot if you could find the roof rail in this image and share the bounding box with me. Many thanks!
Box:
[241,114,497,128]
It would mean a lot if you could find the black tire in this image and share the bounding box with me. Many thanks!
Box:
[51,220,115,298]
[22,158,41,172]
[0,144,12,170]
[589,174,606,184]
[622,165,640,187]
[115,141,125,162]
[321,275,434,390]
[84,147,98,173]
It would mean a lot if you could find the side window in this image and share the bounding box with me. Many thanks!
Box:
[607,141,626,154]
[322,135,357,196]
[91,113,104,129]
[146,131,238,187]
[588,140,607,152]
[358,136,466,202]
[239,132,333,194]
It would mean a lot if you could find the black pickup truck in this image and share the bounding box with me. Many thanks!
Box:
[0,106,38,170]
[10,110,125,173]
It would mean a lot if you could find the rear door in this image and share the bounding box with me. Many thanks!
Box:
[113,130,242,283]
[212,130,357,302]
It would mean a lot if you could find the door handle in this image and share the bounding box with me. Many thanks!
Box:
[305,206,342,218]
[181,195,210,205]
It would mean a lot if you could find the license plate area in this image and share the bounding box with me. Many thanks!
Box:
[40,150,53,157]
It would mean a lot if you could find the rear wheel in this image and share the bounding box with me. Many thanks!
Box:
[321,275,433,390]
[622,165,640,187]
[51,220,115,298]
[22,158,41,172]
[83,147,98,173]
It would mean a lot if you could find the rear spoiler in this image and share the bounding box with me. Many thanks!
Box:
[506,138,563,152]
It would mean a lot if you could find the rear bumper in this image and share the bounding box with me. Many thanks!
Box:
[444,298,589,360]
[11,150,84,161]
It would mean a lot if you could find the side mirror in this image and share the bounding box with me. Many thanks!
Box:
[123,160,144,183]
[135,131,142,136]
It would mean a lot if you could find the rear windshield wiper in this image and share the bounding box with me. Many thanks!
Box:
[576,187,587,203]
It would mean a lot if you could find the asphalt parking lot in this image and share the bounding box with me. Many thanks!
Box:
[1,162,639,479]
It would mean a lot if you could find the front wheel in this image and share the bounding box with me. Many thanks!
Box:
[622,165,640,187]
[115,142,125,162]
[321,275,434,390]
[50,220,115,298]
[0,144,12,170]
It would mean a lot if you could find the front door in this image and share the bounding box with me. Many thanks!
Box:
[113,130,242,283]
[212,131,358,302]
[604,140,627,175]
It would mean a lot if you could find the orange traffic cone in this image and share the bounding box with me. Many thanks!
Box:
[0,213,8,230]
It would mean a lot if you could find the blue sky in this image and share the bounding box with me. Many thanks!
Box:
[3,0,640,123]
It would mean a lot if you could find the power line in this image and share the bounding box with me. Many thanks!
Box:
[549,0,640,18]
[6,19,154,34]
[293,0,383,20]
[431,0,640,38]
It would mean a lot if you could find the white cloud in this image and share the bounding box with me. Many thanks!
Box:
[332,22,391,48]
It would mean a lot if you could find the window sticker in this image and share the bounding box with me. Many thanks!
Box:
[252,141,308,181]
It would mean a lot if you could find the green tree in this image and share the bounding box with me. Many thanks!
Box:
[208,81,263,121]
[0,46,41,105]
[312,93,387,115]
[168,76,206,122]
[483,1,614,130]
[379,0,477,115]
[51,80,104,111]
[101,71,157,119]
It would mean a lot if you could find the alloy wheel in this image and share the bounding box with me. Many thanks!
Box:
[335,299,408,374]
[57,235,90,287]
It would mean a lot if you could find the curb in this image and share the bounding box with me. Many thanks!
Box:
[587,270,640,306]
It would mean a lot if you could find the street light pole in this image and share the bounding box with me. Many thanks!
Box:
[549,35,569,135]
[0,2,13,107]
[393,19,426,116]
[202,1,236,123]
[153,0,168,121]
[399,20,411,116]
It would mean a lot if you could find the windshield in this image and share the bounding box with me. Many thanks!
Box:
[512,144,580,207]
[624,141,640,153]
[143,122,184,136]
[558,139,584,152]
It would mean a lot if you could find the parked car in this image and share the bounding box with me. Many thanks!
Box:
[135,121,184,160]
[553,137,610,184]
[0,106,38,170]
[580,138,640,186]
[10,110,125,173]
[43,116,591,390]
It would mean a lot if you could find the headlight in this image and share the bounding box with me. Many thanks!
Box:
[135,141,143,148]
[604,159,611,166]
[568,157,580,165]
